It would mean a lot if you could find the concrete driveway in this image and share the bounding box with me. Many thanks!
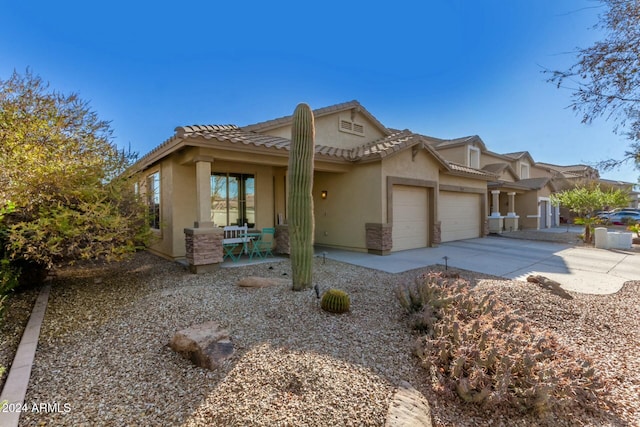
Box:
[319,236,639,294]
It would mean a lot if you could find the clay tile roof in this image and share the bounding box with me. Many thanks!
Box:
[355,129,416,159]
[502,151,528,159]
[482,163,510,173]
[174,124,291,150]
[449,163,499,178]
[515,177,552,190]
[425,135,480,149]
[490,177,556,192]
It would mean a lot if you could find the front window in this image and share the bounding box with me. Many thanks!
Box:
[211,173,255,227]
[146,171,160,229]
[520,163,530,179]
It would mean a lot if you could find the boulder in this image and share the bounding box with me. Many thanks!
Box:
[385,381,432,427]
[236,276,289,288]
[169,321,234,370]
[526,275,573,300]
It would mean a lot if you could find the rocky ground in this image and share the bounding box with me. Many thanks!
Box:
[0,286,39,392]
[1,241,638,426]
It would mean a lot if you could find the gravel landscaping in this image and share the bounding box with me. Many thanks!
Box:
[3,248,639,426]
[0,286,39,391]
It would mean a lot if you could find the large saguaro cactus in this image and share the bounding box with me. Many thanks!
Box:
[288,103,315,291]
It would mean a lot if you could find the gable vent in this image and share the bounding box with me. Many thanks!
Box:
[340,120,352,131]
[338,119,365,136]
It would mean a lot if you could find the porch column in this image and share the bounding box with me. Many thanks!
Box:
[506,192,516,216]
[195,159,213,228]
[504,192,519,232]
[488,190,504,233]
[491,190,501,216]
[185,157,222,273]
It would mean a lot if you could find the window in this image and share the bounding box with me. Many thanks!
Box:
[211,173,255,227]
[468,146,480,169]
[146,171,160,229]
[520,162,530,179]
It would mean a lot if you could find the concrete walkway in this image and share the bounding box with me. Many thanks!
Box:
[318,235,639,294]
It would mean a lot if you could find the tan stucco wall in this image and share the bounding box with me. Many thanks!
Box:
[480,152,509,168]
[517,185,553,229]
[313,164,382,251]
[530,165,554,179]
[439,174,487,190]
[381,148,441,222]
[262,110,387,149]
[498,170,516,182]
[142,158,195,260]
[433,146,467,165]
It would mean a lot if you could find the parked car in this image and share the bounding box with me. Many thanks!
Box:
[607,211,640,225]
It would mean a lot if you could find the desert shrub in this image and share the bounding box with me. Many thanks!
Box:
[398,272,604,414]
[0,258,20,322]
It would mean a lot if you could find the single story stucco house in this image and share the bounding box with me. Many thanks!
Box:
[130,101,499,261]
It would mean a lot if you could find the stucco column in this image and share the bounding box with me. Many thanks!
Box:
[185,157,220,273]
[195,159,213,228]
[488,190,504,233]
[506,192,517,217]
[490,190,501,217]
[504,192,519,232]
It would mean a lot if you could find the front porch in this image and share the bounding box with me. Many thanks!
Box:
[486,184,559,233]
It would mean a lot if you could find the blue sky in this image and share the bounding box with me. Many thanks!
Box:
[2,0,638,184]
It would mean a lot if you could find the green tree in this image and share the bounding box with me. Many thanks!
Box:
[550,184,629,243]
[548,0,640,172]
[0,70,150,283]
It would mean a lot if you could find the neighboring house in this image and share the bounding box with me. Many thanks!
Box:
[129,101,497,261]
[424,137,565,230]
[428,143,639,228]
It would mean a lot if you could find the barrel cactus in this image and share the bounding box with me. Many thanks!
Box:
[321,289,350,314]
[288,103,315,291]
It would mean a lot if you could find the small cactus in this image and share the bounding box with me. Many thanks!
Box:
[320,289,350,314]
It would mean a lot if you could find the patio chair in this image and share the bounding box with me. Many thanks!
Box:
[249,227,275,260]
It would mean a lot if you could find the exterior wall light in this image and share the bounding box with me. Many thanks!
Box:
[321,190,328,199]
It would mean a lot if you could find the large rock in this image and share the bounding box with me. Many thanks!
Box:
[385,381,432,427]
[169,321,234,370]
[236,276,289,288]
[526,275,574,300]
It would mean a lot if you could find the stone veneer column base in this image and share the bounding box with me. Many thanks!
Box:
[184,227,223,274]
[365,223,392,255]
[482,219,490,236]
[275,225,290,255]
[432,221,441,246]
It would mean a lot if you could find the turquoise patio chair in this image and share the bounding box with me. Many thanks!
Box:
[249,228,276,260]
